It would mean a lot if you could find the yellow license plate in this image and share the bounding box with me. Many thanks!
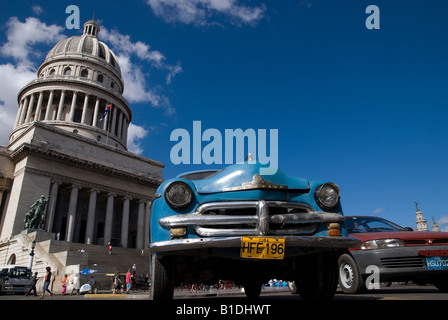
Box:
[240,237,285,260]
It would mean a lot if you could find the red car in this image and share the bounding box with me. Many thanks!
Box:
[338,216,448,293]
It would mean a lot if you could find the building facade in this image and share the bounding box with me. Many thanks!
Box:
[0,20,163,289]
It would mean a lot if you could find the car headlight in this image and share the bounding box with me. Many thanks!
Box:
[165,181,193,209]
[360,239,404,250]
[315,182,340,209]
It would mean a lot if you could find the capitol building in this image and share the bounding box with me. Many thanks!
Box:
[0,20,163,290]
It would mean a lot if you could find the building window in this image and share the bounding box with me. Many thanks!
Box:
[7,254,16,265]
[97,74,103,83]
[64,67,72,76]
[73,109,82,123]
[49,69,56,76]
[80,69,89,78]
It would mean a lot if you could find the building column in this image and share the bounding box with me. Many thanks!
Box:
[81,93,89,124]
[65,184,79,242]
[45,90,55,120]
[123,118,128,144]
[57,90,66,120]
[103,193,115,245]
[111,105,118,135]
[18,96,29,125]
[25,94,35,123]
[85,188,98,244]
[92,97,100,126]
[121,196,131,248]
[69,91,77,121]
[103,103,110,131]
[144,201,151,251]
[14,100,24,127]
[45,179,60,233]
[33,91,44,121]
[117,111,123,139]
[136,200,145,250]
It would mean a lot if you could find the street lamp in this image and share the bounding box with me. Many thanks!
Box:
[28,240,36,271]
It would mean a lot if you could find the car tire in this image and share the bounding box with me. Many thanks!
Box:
[287,281,298,294]
[150,254,174,300]
[338,253,366,294]
[433,277,448,293]
[243,281,262,299]
[295,252,338,300]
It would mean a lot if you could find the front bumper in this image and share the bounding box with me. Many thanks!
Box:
[352,245,448,280]
[149,235,361,254]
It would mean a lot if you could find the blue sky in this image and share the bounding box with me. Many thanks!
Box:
[1,0,447,230]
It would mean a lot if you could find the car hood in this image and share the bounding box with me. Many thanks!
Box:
[191,162,310,194]
[349,231,448,242]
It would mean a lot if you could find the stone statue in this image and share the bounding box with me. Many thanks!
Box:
[24,195,48,230]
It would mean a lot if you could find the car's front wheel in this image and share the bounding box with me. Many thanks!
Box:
[295,252,338,300]
[338,253,366,294]
[433,276,448,292]
[243,281,262,299]
[150,254,174,300]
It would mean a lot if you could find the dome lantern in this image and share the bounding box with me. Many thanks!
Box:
[83,20,100,37]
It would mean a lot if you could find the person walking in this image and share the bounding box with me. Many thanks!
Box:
[61,274,68,295]
[112,272,122,293]
[70,273,80,295]
[25,272,38,296]
[40,267,53,299]
[125,269,132,293]
[89,275,97,294]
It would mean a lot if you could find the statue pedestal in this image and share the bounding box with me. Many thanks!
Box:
[21,229,55,242]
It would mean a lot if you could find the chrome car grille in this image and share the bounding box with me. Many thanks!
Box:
[159,200,345,237]
[380,256,426,268]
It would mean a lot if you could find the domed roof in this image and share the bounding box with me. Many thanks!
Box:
[44,20,121,75]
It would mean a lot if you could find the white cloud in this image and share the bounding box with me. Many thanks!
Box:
[100,26,180,116]
[0,17,179,154]
[372,208,385,215]
[437,216,448,232]
[0,17,64,67]
[100,28,165,65]
[0,17,65,146]
[32,6,44,16]
[0,63,36,145]
[146,0,266,27]
[127,123,149,155]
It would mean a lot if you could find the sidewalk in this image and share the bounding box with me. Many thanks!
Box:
[84,286,289,299]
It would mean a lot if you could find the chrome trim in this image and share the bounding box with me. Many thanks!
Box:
[149,235,361,253]
[159,200,345,237]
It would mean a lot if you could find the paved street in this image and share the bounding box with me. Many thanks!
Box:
[0,283,446,301]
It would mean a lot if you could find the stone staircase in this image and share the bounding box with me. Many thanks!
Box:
[14,230,149,292]
[68,242,149,276]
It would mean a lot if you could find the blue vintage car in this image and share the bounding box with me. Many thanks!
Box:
[149,161,360,300]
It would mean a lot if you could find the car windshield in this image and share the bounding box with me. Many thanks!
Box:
[6,268,31,279]
[346,216,406,233]
[179,169,223,180]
